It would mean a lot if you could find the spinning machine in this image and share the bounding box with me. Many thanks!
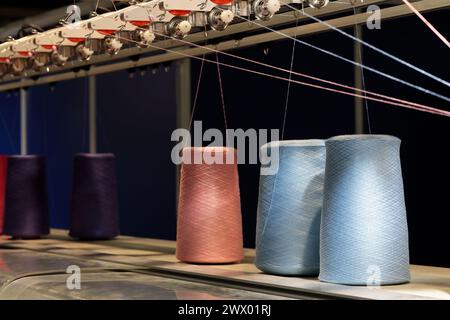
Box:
[0,0,449,300]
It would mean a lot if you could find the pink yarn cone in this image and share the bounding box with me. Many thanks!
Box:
[176,147,244,264]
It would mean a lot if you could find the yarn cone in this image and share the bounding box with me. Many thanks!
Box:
[320,135,410,285]
[255,140,326,275]
[3,155,49,239]
[176,147,244,264]
[69,153,120,240]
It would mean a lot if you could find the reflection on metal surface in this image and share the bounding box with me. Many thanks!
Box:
[1,231,449,300]
[0,249,130,288]
[0,272,289,300]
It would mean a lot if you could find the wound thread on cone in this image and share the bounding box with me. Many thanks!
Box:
[255,140,326,276]
[3,155,49,239]
[69,153,120,240]
[320,135,410,285]
[176,147,244,264]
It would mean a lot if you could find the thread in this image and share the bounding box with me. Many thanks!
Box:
[289,3,450,87]
[176,147,244,264]
[151,31,440,114]
[352,5,372,134]
[3,155,49,239]
[236,15,450,103]
[320,135,410,285]
[401,0,450,49]
[69,153,120,240]
[0,156,7,234]
[215,53,228,130]
[118,35,450,117]
[189,54,206,131]
[255,140,326,275]
[281,19,298,139]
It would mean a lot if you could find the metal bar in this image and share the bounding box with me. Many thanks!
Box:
[175,59,191,131]
[175,59,192,202]
[0,0,447,92]
[354,12,364,134]
[175,59,192,198]
[20,88,28,155]
[88,75,97,154]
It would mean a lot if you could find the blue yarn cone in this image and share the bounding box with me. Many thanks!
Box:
[255,140,326,276]
[320,135,410,285]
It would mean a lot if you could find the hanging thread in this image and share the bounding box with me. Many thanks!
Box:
[352,6,372,134]
[188,27,210,131]
[320,135,410,285]
[188,54,206,131]
[176,147,244,264]
[281,19,299,140]
[255,140,326,275]
[215,53,228,130]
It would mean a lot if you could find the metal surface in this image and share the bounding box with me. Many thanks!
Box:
[0,238,293,299]
[19,88,27,155]
[353,10,364,134]
[1,231,449,300]
[0,248,131,288]
[88,75,97,154]
[3,0,448,92]
[0,272,289,300]
[175,58,191,200]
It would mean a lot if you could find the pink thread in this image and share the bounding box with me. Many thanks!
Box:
[176,147,244,264]
[402,0,450,49]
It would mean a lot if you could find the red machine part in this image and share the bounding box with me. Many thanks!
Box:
[210,0,233,4]
[168,10,191,16]
[129,20,151,27]
[41,45,57,50]
[68,38,86,43]
[98,29,116,36]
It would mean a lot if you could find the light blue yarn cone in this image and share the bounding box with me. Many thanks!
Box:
[255,140,326,276]
[320,135,410,286]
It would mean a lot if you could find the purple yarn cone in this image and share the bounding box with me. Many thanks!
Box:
[3,155,49,239]
[69,153,120,240]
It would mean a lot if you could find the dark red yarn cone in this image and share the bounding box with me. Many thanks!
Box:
[0,156,7,235]
[69,153,120,240]
[3,155,49,239]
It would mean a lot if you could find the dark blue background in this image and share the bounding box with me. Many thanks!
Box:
[0,66,177,238]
